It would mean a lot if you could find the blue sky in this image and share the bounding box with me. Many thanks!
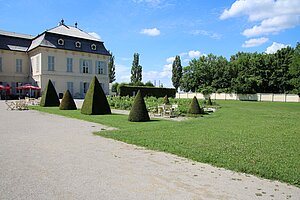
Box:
[1,0,299,87]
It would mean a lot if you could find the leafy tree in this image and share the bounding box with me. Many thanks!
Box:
[111,82,119,93]
[40,79,60,107]
[290,42,300,95]
[108,51,116,83]
[172,55,182,91]
[144,81,154,87]
[130,53,142,84]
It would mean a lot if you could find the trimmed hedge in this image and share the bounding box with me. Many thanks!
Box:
[59,90,77,110]
[119,85,176,98]
[128,90,150,122]
[40,79,60,107]
[188,96,203,114]
[81,76,111,115]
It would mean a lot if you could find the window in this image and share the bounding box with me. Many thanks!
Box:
[58,39,64,45]
[36,56,40,73]
[67,58,73,72]
[80,59,91,74]
[75,41,81,48]
[16,59,22,73]
[91,44,97,50]
[83,82,89,93]
[95,61,106,75]
[67,82,74,95]
[48,56,55,71]
[0,57,2,72]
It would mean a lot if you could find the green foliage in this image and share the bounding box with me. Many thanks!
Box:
[130,53,142,84]
[108,51,116,83]
[81,76,111,115]
[118,85,176,98]
[59,90,77,110]
[128,90,150,122]
[111,82,119,93]
[207,96,212,106]
[180,43,299,94]
[40,79,60,107]
[188,96,203,114]
[163,95,170,105]
[172,55,182,90]
[144,81,154,87]
[289,42,300,95]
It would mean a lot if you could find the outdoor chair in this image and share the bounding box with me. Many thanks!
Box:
[5,101,16,110]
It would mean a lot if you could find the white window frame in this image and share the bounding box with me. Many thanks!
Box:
[67,58,73,72]
[58,38,64,45]
[16,59,22,73]
[96,61,106,75]
[75,41,81,48]
[83,60,89,74]
[0,57,2,72]
[48,56,55,71]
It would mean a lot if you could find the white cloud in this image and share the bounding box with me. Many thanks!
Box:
[140,28,161,36]
[265,42,289,54]
[190,30,222,40]
[220,0,300,37]
[88,32,101,40]
[115,64,131,83]
[166,56,175,63]
[242,37,269,48]
[188,50,201,58]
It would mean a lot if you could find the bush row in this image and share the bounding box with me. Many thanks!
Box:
[118,85,176,98]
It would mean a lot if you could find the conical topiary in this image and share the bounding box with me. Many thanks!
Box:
[207,96,212,105]
[128,90,150,122]
[40,79,60,107]
[163,95,170,105]
[81,76,111,115]
[188,96,203,114]
[59,90,77,110]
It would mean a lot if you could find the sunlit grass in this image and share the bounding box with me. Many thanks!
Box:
[31,100,300,187]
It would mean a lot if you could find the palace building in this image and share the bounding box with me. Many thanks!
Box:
[0,20,111,98]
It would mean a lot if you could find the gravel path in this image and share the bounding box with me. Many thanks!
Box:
[0,101,299,200]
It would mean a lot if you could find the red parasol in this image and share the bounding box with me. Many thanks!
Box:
[0,85,11,90]
[16,84,41,98]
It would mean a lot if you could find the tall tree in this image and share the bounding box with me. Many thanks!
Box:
[172,55,182,91]
[290,42,300,95]
[108,51,116,83]
[130,53,142,84]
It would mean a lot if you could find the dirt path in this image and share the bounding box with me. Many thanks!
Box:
[0,101,299,200]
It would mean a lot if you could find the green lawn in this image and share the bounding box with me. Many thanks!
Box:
[31,100,300,187]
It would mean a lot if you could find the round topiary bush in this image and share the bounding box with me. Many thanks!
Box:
[81,76,111,115]
[59,90,77,110]
[163,95,170,105]
[188,96,203,114]
[40,79,60,107]
[128,90,150,122]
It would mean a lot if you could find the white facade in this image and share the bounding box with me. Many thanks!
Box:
[0,22,111,99]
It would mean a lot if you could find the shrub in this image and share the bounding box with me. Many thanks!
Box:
[81,76,111,115]
[118,85,176,98]
[188,96,203,114]
[128,90,150,122]
[40,79,60,107]
[59,90,77,110]
[207,96,212,106]
[163,95,170,105]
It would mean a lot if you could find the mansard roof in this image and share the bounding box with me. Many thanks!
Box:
[0,24,110,56]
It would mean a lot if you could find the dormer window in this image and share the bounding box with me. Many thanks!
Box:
[75,41,81,48]
[91,44,97,50]
[58,39,64,45]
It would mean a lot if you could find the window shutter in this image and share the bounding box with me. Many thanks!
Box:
[95,61,97,74]
[89,60,92,74]
[80,82,83,98]
[79,59,83,73]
